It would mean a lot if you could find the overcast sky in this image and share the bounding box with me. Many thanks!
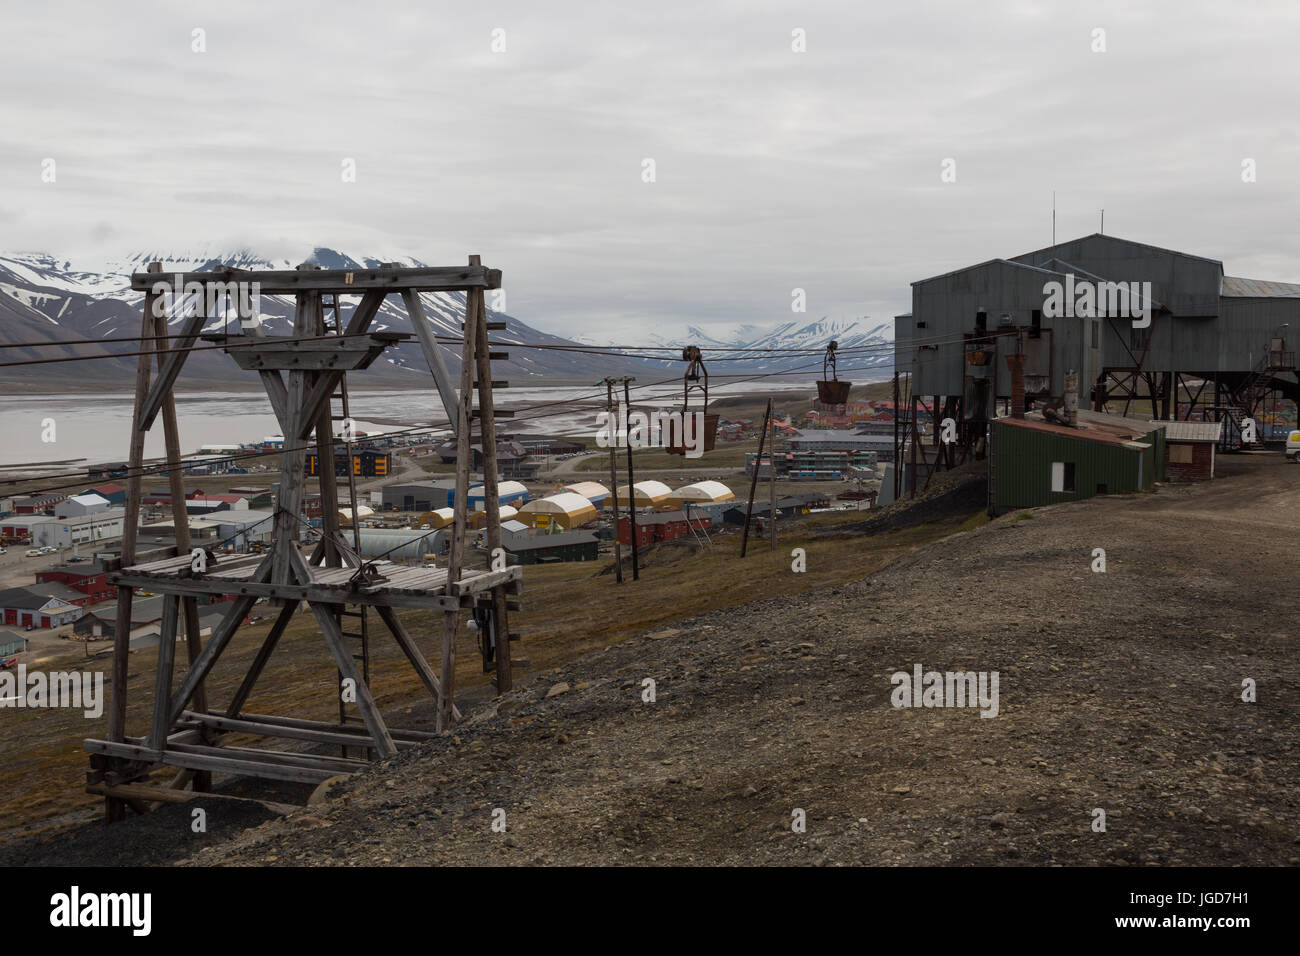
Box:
[3,0,1299,340]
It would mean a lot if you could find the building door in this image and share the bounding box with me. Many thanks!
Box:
[41,616,50,628]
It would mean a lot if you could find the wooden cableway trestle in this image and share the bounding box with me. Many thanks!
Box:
[85,258,522,823]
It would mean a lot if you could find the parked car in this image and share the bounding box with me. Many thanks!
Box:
[1287,430,1300,463]
[25,549,42,557]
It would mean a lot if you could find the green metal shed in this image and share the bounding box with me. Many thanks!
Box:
[990,416,1165,512]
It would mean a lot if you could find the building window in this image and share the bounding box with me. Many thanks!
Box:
[1091,320,1100,349]
[1169,444,1193,464]
[975,310,987,333]
[1051,461,1076,493]
[1031,309,1042,339]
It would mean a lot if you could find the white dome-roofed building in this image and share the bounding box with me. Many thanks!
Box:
[468,505,518,529]
[613,480,672,508]
[666,480,735,510]
[338,504,375,526]
[562,481,611,508]
[468,481,530,510]
[414,508,456,530]
[516,492,598,530]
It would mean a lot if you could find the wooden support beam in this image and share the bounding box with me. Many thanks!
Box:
[224,600,297,717]
[85,738,342,785]
[402,289,461,439]
[261,370,289,424]
[473,285,512,692]
[85,782,299,816]
[147,595,180,753]
[149,291,209,779]
[308,598,397,758]
[139,310,206,430]
[166,560,270,726]
[219,710,440,742]
[105,262,162,824]
[439,256,482,731]
[373,605,462,721]
[107,570,521,610]
[131,264,502,294]
[182,710,432,750]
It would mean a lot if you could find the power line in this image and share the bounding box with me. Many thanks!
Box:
[1,327,1005,495]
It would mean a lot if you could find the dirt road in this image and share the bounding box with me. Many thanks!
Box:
[158,453,1298,866]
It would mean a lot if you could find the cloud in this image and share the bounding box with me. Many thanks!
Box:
[1,0,1298,341]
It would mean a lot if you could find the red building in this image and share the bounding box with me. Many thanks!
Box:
[35,564,112,605]
[1160,422,1222,480]
[13,493,66,514]
[617,511,712,547]
[142,488,205,505]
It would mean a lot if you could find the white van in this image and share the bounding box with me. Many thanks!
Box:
[1287,430,1300,463]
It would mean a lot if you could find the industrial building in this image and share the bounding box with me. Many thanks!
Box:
[787,429,891,454]
[502,433,586,456]
[379,478,531,512]
[561,481,611,509]
[215,510,276,552]
[989,412,1165,512]
[894,234,1300,487]
[617,511,713,547]
[502,529,600,564]
[353,529,439,561]
[36,562,113,603]
[12,493,66,515]
[517,492,598,530]
[380,479,459,512]
[55,493,111,519]
[665,481,734,510]
[306,449,393,478]
[0,587,84,629]
[468,481,530,510]
[81,483,126,505]
[25,509,128,550]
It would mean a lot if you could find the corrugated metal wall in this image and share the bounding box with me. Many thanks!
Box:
[991,422,1162,509]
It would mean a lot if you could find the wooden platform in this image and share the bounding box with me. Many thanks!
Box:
[108,551,522,610]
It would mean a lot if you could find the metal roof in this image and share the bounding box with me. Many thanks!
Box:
[66,493,109,507]
[1073,409,1164,439]
[504,529,598,551]
[912,257,1069,288]
[0,587,66,610]
[1154,420,1224,441]
[1220,275,1300,298]
[1012,233,1223,268]
[997,416,1148,448]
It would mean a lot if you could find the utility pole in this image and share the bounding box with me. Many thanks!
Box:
[603,378,624,583]
[768,403,777,547]
[622,378,639,581]
[741,397,772,558]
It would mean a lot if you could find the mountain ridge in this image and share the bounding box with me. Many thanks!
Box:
[0,249,894,391]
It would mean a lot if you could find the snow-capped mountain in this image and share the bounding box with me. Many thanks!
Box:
[0,249,638,389]
[0,250,895,390]
[635,316,895,377]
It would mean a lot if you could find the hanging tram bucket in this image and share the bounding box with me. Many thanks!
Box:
[817,340,851,404]
[816,380,851,404]
[665,345,719,456]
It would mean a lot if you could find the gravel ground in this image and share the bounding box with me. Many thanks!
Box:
[13,453,1299,866]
